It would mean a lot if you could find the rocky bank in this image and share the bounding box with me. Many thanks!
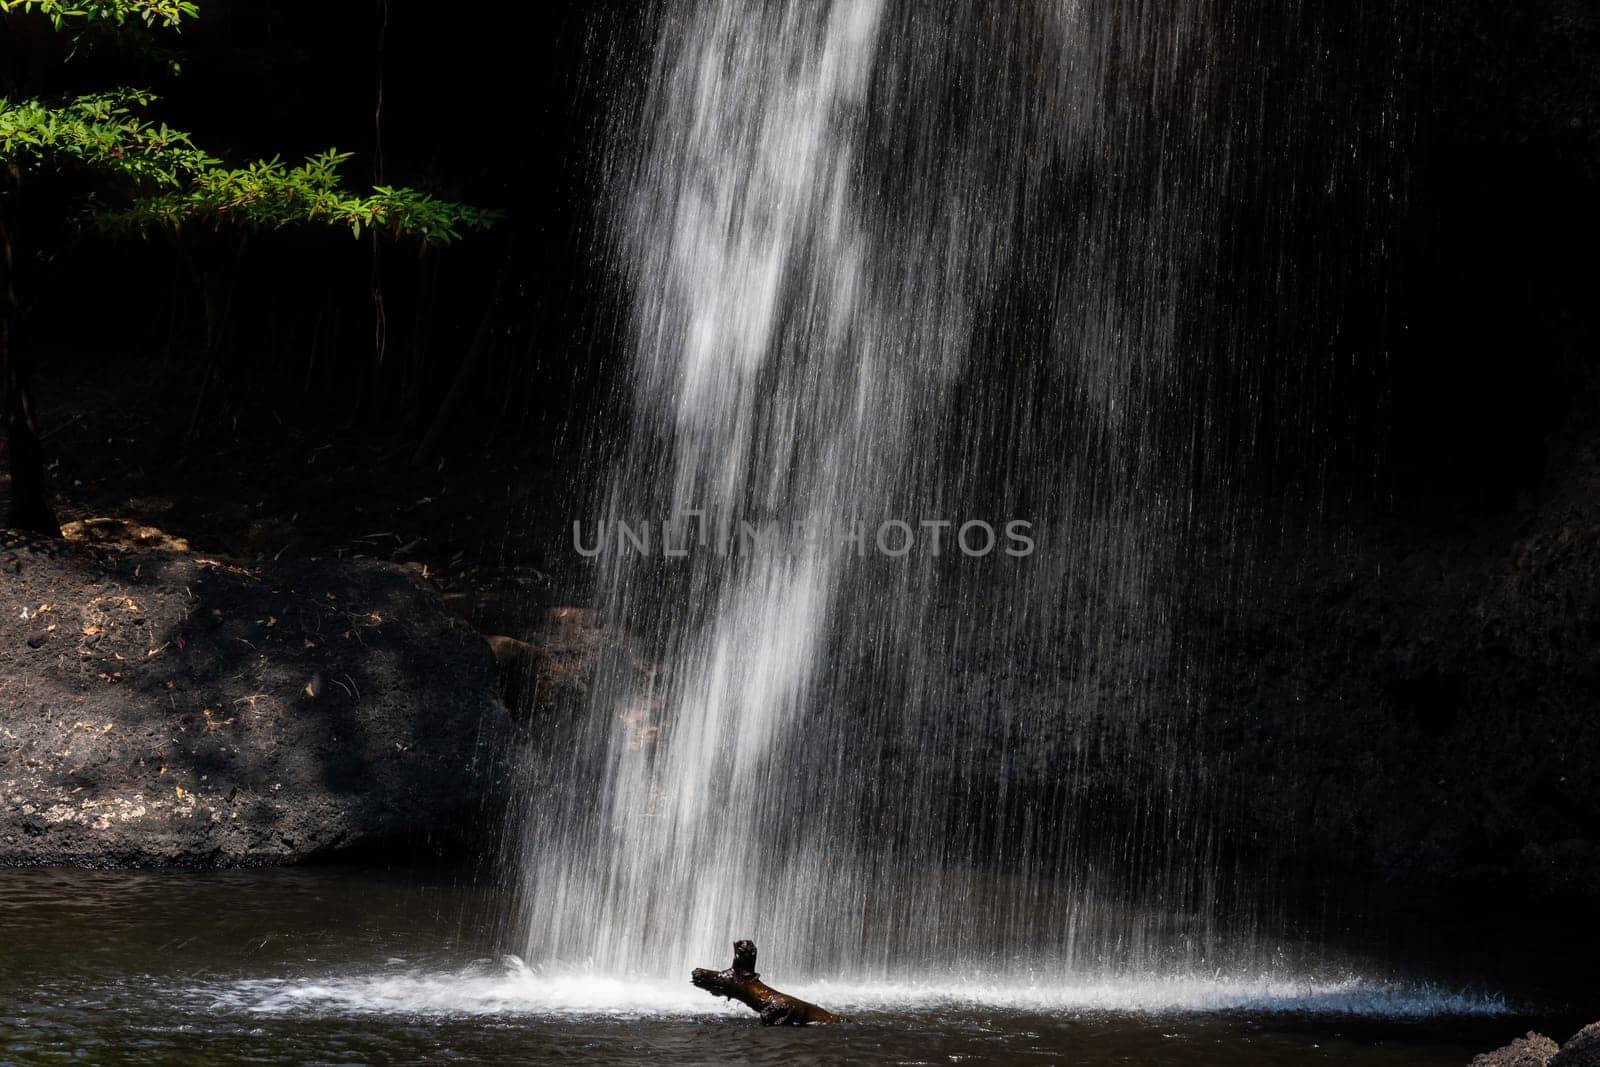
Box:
[1474,1022,1600,1066]
[0,531,511,866]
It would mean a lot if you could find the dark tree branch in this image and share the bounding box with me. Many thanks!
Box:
[690,940,842,1026]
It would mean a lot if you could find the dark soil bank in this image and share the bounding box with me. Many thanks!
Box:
[0,533,511,866]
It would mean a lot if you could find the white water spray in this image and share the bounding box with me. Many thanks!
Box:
[523,0,1270,982]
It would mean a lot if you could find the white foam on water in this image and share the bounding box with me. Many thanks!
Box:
[211,964,728,1020]
[802,975,1510,1018]
[202,956,1509,1021]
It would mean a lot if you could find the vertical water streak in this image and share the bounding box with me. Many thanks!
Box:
[517,0,1381,982]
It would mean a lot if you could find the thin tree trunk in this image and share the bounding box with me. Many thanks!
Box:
[184,237,247,444]
[410,263,508,467]
[0,173,60,536]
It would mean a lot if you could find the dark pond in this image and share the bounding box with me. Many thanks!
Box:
[0,867,1590,1065]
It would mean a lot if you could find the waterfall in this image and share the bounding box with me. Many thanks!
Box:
[520,0,1260,981]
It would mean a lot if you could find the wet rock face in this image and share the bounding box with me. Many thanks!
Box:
[482,607,615,720]
[1179,428,1600,906]
[0,533,512,867]
[470,603,660,739]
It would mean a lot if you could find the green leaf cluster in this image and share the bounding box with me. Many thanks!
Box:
[0,89,214,184]
[94,148,502,242]
[0,0,197,31]
[0,4,497,246]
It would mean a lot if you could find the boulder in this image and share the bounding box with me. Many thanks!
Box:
[1470,1032,1560,1067]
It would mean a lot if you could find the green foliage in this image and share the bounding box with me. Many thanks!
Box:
[0,3,496,246]
[0,89,214,184]
[95,149,502,243]
[0,0,197,31]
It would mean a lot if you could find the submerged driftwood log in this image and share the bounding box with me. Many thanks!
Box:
[690,940,842,1025]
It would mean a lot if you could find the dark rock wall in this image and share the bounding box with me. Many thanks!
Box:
[1198,431,1600,903]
